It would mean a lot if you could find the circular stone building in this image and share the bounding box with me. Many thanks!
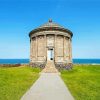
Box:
[29,20,73,68]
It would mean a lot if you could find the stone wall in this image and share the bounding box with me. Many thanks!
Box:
[30,30,72,64]
[55,63,73,70]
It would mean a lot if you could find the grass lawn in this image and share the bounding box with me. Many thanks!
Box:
[0,66,41,100]
[61,65,100,100]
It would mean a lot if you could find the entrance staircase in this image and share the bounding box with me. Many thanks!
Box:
[42,61,59,73]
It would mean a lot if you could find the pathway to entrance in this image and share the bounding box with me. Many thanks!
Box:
[21,61,74,100]
[42,61,58,73]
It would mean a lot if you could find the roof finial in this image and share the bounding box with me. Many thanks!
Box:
[49,19,52,23]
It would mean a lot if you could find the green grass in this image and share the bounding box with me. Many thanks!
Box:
[61,65,100,100]
[0,66,41,100]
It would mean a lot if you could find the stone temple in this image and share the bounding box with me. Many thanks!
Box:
[29,19,73,69]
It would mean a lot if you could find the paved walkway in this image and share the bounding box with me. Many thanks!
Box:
[21,73,74,100]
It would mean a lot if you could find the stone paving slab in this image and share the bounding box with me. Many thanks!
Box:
[21,73,74,100]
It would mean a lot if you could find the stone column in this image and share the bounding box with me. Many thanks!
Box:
[54,35,57,62]
[63,36,66,62]
[44,35,47,61]
[35,36,38,61]
[30,38,32,62]
[70,38,72,63]
[68,38,72,63]
[67,38,70,63]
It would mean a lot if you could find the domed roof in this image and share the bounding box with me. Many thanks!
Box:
[29,19,73,37]
[38,19,64,29]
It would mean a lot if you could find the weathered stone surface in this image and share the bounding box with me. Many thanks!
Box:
[55,63,73,71]
[29,62,46,69]
[29,20,73,69]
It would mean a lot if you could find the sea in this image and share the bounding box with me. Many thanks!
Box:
[0,59,100,64]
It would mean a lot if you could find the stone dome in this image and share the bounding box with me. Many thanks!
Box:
[38,19,64,28]
[29,19,73,37]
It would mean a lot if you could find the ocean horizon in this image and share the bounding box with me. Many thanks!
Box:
[0,59,100,64]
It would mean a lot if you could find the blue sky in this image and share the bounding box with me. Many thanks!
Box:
[0,0,100,59]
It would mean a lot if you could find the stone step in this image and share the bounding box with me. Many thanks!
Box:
[42,61,59,73]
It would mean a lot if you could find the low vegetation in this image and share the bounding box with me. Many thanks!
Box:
[61,65,100,100]
[0,66,41,100]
